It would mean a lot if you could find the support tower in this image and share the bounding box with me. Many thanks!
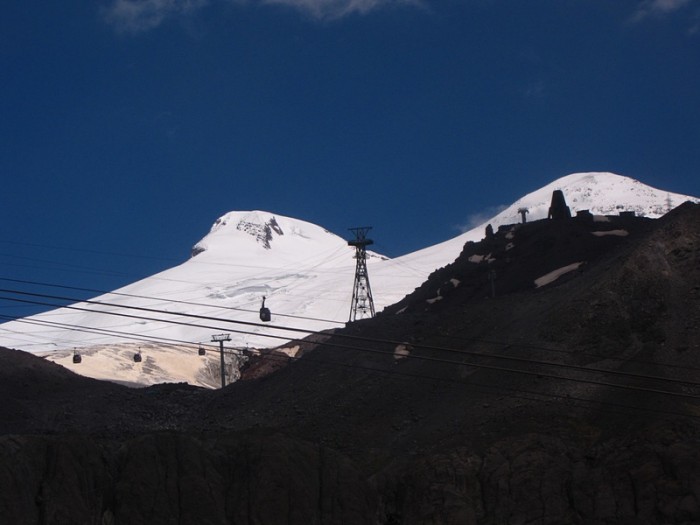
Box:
[211,333,231,389]
[348,227,376,322]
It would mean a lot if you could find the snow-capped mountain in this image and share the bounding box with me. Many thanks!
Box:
[396,172,698,270]
[0,211,436,387]
[0,172,696,387]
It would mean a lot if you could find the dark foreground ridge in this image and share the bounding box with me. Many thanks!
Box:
[2,202,700,524]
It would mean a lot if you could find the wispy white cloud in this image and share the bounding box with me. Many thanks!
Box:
[260,0,422,20]
[103,0,420,32]
[456,204,508,233]
[524,79,546,99]
[104,0,209,33]
[629,0,692,23]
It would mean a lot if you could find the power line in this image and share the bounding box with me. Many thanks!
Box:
[0,294,303,346]
[0,241,369,305]
[2,265,697,421]
[3,275,696,378]
[0,285,697,394]
[3,286,699,391]
[7,305,696,424]
[4,309,698,425]
[0,314,219,351]
[0,277,345,326]
[430,333,700,375]
[0,288,320,338]
[0,238,182,263]
[231,346,700,422]
[2,289,700,401]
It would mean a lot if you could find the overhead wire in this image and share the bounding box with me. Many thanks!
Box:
[0,238,182,263]
[3,301,700,425]
[0,248,360,308]
[0,230,424,313]
[4,296,699,420]
[0,294,308,346]
[0,277,346,325]
[0,226,421,331]
[3,226,698,422]
[239,347,700,422]
[2,288,700,401]
[0,314,207,350]
[432,332,700,374]
[5,279,691,400]
[0,255,134,279]
[2,286,699,391]
[5,299,696,424]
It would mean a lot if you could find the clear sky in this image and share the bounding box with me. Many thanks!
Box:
[2,0,699,319]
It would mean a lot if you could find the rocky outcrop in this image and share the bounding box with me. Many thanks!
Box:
[0,433,378,525]
[375,426,700,524]
[3,204,700,524]
[237,215,284,249]
[4,426,700,525]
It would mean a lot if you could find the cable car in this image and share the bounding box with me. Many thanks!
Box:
[133,351,142,363]
[72,351,81,364]
[198,345,206,356]
[259,296,271,322]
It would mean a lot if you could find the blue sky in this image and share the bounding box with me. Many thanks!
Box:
[2,0,700,318]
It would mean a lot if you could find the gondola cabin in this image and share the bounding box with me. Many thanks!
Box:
[198,346,206,356]
[133,352,142,363]
[259,296,271,322]
[72,352,81,364]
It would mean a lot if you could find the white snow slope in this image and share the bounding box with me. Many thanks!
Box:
[0,173,697,387]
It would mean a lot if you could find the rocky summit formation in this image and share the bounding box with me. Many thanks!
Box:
[1,201,700,524]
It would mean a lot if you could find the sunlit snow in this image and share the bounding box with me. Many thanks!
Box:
[393,343,412,361]
[0,172,697,387]
[534,262,585,288]
[592,230,629,237]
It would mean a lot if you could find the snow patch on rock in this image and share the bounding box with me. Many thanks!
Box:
[534,262,584,288]
[592,230,629,237]
[394,343,412,361]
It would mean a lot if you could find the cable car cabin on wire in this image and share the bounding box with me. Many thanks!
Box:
[133,351,142,363]
[198,345,206,356]
[72,351,81,364]
[260,296,271,322]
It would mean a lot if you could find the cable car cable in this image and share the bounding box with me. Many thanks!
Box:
[2,286,700,392]
[3,275,697,377]
[2,292,700,402]
[0,277,346,325]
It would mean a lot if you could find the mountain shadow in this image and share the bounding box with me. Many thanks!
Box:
[2,202,700,524]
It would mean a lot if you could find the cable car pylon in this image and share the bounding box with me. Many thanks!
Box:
[347,226,376,322]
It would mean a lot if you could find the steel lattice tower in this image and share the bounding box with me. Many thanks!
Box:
[348,226,376,322]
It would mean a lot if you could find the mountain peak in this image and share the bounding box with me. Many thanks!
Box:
[476,172,698,236]
[190,210,347,260]
[191,211,288,256]
[232,212,284,250]
[1,173,698,389]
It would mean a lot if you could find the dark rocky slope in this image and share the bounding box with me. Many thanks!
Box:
[1,202,699,524]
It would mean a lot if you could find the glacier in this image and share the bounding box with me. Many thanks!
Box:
[0,172,697,387]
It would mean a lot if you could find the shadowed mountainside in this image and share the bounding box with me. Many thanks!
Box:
[1,202,700,524]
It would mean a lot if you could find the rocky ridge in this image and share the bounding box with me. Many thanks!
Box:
[1,202,700,524]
